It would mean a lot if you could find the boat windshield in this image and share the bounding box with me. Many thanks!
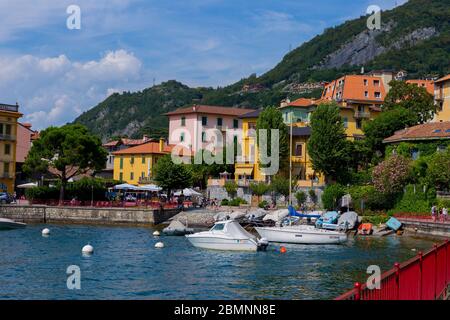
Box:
[211,223,225,231]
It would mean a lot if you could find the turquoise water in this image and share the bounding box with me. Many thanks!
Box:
[0,224,439,300]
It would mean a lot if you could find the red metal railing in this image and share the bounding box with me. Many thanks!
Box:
[335,240,450,300]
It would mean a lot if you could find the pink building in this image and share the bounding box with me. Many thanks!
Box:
[16,122,35,163]
[164,105,254,155]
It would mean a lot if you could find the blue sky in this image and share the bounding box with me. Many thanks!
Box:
[0,0,407,129]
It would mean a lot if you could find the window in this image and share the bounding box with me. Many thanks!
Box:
[248,122,257,130]
[343,117,348,128]
[109,156,113,164]
[4,144,10,155]
[364,91,369,98]
[437,145,447,152]
[180,133,185,142]
[433,129,442,133]
[373,80,380,86]
[295,144,303,157]
[130,172,134,180]
[141,172,145,178]
[0,124,3,134]
[411,149,420,160]
[5,124,11,135]
[364,79,368,86]
[120,157,124,169]
[130,156,134,164]
[119,173,123,181]
[181,117,186,126]
[142,156,145,164]
[211,223,225,231]
[217,118,223,127]
[201,132,206,142]
[3,162,9,175]
[233,119,239,129]
[201,116,208,126]
[356,119,362,129]
[374,92,381,99]
[233,135,238,147]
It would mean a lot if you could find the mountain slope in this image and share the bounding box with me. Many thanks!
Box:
[75,0,450,140]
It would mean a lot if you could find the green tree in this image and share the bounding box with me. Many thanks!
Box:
[295,191,307,208]
[224,181,238,199]
[308,189,318,207]
[271,175,290,204]
[153,154,193,197]
[362,107,418,161]
[256,106,289,174]
[384,80,436,123]
[23,124,107,202]
[322,183,346,211]
[307,102,350,182]
[426,148,450,191]
[249,182,270,203]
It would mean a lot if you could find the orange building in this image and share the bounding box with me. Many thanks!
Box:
[434,74,450,122]
[406,79,435,95]
[321,75,384,139]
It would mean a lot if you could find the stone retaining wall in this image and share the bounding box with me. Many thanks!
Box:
[0,205,179,225]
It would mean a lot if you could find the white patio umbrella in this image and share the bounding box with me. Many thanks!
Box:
[17,182,38,189]
[138,184,162,192]
[113,183,139,191]
[174,188,202,197]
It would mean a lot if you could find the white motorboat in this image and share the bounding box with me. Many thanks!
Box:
[0,218,26,230]
[186,220,268,252]
[255,224,347,245]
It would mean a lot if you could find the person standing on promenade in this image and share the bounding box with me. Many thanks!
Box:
[442,207,448,222]
[431,205,437,222]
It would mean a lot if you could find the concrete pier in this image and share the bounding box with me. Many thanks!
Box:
[398,217,450,237]
[0,205,180,225]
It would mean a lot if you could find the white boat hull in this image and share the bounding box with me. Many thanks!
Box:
[255,226,347,244]
[186,235,258,251]
[0,218,26,230]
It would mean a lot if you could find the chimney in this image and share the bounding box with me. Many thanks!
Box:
[159,138,165,152]
[361,67,365,74]
[193,105,197,112]
[143,134,149,142]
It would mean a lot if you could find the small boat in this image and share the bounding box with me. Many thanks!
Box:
[162,220,194,236]
[337,211,359,230]
[315,211,340,230]
[255,224,347,245]
[186,220,269,251]
[358,223,373,235]
[386,217,402,231]
[0,218,27,230]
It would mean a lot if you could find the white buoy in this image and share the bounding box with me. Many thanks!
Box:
[82,244,94,255]
[153,231,160,236]
[155,242,164,248]
[42,228,50,236]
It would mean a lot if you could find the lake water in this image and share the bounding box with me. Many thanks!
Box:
[0,224,440,300]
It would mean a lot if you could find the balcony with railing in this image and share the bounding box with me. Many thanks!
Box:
[0,172,13,179]
[0,103,19,113]
[354,111,371,119]
[0,134,15,141]
[138,176,153,184]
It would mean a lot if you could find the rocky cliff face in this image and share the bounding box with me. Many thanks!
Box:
[317,23,438,69]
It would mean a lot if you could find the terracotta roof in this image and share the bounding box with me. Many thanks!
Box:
[103,137,153,148]
[164,105,254,117]
[112,141,191,156]
[103,140,120,147]
[284,98,317,108]
[435,74,450,83]
[383,122,450,143]
[406,80,434,95]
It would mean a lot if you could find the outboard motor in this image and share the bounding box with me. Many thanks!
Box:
[257,238,269,251]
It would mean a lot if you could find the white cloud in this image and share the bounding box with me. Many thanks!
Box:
[0,50,144,129]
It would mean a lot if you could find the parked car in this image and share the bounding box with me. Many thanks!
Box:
[0,192,13,204]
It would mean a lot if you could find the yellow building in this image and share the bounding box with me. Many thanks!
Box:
[234,110,265,183]
[434,75,450,122]
[0,103,22,193]
[112,139,175,185]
